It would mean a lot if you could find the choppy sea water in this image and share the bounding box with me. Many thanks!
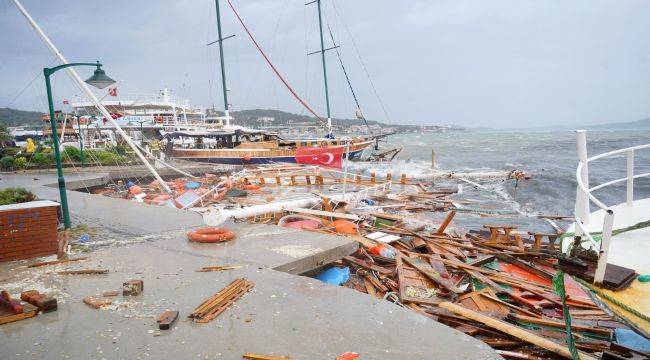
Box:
[351,130,650,217]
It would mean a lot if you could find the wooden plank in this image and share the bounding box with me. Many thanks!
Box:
[242,353,292,360]
[402,254,463,294]
[343,256,392,276]
[439,302,598,360]
[435,210,456,235]
[0,302,37,325]
[397,254,441,305]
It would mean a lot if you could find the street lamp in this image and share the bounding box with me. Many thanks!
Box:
[44,61,115,229]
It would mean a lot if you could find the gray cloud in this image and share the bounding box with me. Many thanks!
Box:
[1,0,649,128]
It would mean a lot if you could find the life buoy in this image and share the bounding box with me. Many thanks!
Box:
[243,153,252,161]
[187,227,236,243]
[154,115,164,124]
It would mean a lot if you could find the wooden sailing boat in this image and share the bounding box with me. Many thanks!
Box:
[168,0,379,165]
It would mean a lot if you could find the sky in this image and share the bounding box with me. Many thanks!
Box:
[1,0,649,128]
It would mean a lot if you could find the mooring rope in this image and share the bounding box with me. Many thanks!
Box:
[225,0,326,126]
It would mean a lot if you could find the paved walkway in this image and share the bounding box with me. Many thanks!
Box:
[0,170,499,359]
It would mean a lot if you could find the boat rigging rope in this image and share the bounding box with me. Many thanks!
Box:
[331,0,392,124]
[326,24,371,134]
[225,0,326,126]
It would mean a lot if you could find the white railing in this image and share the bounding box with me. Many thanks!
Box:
[72,92,193,109]
[574,130,650,284]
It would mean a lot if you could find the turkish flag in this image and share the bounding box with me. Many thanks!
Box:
[108,87,118,97]
[295,146,344,169]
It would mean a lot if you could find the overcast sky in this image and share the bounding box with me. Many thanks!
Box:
[1,0,649,128]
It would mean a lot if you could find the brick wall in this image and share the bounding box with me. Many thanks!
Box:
[0,201,60,262]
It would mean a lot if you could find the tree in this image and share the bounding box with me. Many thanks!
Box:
[0,123,12,146]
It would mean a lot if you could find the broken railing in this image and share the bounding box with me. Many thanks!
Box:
[574,129,650,284]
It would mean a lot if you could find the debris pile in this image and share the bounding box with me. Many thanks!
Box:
[304,211,646,359]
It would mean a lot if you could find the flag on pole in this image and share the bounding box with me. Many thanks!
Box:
[108,87,118,97]
[295,146,344,169]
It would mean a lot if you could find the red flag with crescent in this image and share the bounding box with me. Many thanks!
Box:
[295,146,344,169]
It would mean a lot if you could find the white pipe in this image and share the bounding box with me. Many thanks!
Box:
[203,196,321,225]
[11,0,172,194]
[575,130,590,223]
[202,182,389,225]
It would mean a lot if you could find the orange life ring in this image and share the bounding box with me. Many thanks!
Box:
[187,227,236,243]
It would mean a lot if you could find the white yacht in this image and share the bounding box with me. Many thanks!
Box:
[566,130,649,336]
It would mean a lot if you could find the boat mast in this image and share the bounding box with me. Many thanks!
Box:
[310,0,332,137]
[215,0,231,126]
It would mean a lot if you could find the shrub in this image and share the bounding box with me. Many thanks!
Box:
[31,152,53,166]
[14,157,27,169]
[88,149,124,165]
[0,147,20,158]
[62,146,82,162]
[0,188,37,205]
[0,156,15,170]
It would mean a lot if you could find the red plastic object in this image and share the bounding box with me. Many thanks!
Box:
[336,352,360,360]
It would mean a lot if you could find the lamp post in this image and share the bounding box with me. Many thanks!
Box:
[44,61,115,229]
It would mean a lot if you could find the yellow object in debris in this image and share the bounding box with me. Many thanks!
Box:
[25,138,35,153]
[588,279,650,338]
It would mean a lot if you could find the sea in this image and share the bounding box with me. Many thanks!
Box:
[350,129,650,218]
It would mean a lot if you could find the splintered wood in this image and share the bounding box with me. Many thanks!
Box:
[332,205,642,359]
[189,278,254,323]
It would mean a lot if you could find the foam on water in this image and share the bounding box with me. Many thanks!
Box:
[373,129,650,216]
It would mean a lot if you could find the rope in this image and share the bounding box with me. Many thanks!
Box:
[225,0,325,126]
[552,270,580,360]
[575,277,650,323]
[325,24,371,134]
[331,0,392,124]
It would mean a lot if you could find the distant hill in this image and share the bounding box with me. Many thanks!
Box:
[214,108,464,132]
[223,109,385,128]
[0,106,464,133]
[586,117,650,130]
[0,108,43,127]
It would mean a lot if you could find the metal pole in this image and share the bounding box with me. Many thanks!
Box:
[431,148,435,168]
[342,142,350,197]
[215,0,230,126]
[11,0,173,194]
[316,0,332,136]
[44,69,71,229]
[77,118,84,168]
[626,150,634,206]
[575,130,590,224]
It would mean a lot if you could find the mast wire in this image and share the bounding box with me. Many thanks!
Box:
[225,0,325,126]
[331,0,392,124]
[326,23,371,134]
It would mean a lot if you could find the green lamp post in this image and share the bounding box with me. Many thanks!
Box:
[44,61,115,229]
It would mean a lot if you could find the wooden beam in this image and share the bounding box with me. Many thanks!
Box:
[439,302,597,360]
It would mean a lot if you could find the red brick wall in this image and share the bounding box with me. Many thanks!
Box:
[0,204,60,262]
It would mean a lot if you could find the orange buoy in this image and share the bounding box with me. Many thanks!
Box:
[187,227,236,243]
[331,219,358,235]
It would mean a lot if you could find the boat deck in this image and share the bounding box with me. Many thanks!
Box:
[566,198,650,337]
